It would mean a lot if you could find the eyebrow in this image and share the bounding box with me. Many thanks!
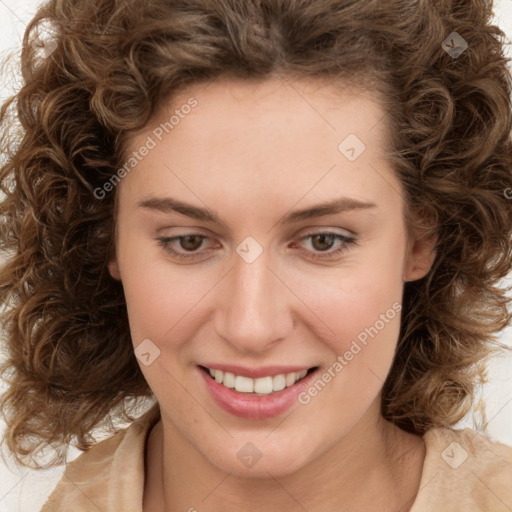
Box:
[137,196,377,224]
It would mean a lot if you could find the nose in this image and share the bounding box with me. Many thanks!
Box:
[213,247,294,354]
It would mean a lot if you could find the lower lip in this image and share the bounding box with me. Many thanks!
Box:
[198,366,319,420]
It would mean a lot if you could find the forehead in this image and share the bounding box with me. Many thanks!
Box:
[156,76,385,139]
[120,76,400,215]
[127,76,388,164]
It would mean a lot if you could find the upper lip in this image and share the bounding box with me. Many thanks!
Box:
[199,364,316,379]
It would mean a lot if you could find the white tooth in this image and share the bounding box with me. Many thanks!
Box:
[212,368,310,393]
[285,372,297,387]
[223,372,236,388]
[272,374,286,391]
[254,376,273,394]
[235,375,254,393]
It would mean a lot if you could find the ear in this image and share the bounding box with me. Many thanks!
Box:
[403,227,437,282]
[108,255,122,281]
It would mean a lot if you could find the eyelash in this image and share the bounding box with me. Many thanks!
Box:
[156,231,357,262]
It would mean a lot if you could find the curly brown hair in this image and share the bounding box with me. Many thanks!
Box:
[1,0,512,469]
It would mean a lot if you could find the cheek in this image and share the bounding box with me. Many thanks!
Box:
[299,276,402,378]
[291,235,406,392]
[294,269,403,422]
[116,231,203,347]
[298,243,404,342]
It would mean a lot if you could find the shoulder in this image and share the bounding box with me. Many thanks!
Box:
[39,404,160,512]
[410,427,512,512]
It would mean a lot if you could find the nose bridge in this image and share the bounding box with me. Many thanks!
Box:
[214,247,291,352]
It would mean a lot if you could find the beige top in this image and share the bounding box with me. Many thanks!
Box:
[40,405,512,512]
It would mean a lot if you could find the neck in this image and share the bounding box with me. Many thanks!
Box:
[144,400,425,512]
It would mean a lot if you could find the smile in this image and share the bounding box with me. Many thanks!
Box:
[198,364,319,419]
[205,367,310,395]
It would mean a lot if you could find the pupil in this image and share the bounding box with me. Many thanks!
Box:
[182,235,201,251]
[313,234,333,251]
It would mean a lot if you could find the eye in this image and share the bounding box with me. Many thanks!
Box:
[156,234,212,261]
[292,231,357,261]
[156,230,357,262]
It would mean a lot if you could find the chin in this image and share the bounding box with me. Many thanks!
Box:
[201,435,315,479]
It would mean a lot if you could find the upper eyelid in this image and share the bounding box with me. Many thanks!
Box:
[156,226,356,238]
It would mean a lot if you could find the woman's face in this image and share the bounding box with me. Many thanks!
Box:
[109,77,435,477]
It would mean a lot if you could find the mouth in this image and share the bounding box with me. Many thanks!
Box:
[199,365,318,396]
[198,362,321,419]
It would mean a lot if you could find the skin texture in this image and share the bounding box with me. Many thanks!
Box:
[108,77,436,511]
